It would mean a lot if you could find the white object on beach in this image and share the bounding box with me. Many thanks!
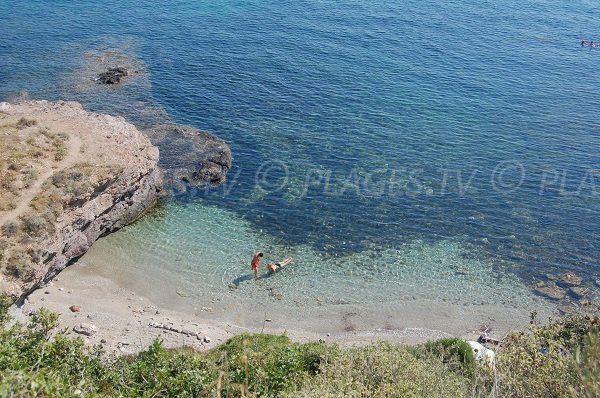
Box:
[468,341,495,369]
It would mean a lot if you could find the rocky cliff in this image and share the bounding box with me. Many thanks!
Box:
[0,101,163,301]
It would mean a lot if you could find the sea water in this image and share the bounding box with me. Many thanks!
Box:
[1,0,599,332]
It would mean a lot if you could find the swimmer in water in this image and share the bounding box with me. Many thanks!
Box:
[267,257,294,275]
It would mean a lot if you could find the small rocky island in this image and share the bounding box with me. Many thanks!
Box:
[0,101,164,301]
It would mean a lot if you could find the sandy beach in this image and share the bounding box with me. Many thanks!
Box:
[16,254,558,355]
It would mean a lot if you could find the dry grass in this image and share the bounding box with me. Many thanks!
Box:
[0,117,53,206]
[15,117,36,130]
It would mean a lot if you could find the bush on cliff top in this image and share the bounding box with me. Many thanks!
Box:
[0,297,599,397]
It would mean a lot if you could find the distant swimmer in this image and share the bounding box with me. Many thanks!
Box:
[251,252,263,279]
[267,257,294,275]
[580,40,598,48]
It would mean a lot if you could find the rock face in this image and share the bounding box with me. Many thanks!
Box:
[145,124,232,191]
[0,101,163,301]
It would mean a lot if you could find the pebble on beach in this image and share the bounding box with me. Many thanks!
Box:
[73,323,98,336]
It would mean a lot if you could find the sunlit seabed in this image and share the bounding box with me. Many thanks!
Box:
[78,200,563,329]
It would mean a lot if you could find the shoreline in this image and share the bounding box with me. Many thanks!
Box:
[18,256,557,355]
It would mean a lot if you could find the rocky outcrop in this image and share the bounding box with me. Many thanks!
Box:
[0,101,163,301]
[145,124,232,191]
[96,67,129,85]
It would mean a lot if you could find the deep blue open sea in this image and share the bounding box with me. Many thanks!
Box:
[1,0,599,318]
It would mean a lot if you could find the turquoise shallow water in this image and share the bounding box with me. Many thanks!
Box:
[1,0,599,321]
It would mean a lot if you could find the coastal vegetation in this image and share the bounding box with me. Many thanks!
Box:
[0,297,598,397]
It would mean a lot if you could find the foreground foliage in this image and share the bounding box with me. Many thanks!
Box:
[0,297,598,397]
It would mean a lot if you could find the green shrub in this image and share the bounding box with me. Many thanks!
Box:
[0,295,11,325]
[214,333,334,397]
[54,141,67,161]
[423,337,476,377]
[111,340,216,397]
[0,308,598,397]
[291,341,469,398]
[570,332,600,398]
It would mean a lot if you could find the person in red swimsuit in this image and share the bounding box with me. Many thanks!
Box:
[251,252,263,279]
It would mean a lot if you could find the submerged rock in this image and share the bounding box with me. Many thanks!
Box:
[561,272,582,286]
[145,124,232,189]
[535,285,566,300]
[96,67,128,84]
[569,286,588,299]
[558,305,577,315]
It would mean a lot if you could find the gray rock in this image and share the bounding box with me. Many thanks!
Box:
[73,323,98,336]
[145,124,232,189]
[203,336,211,343]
